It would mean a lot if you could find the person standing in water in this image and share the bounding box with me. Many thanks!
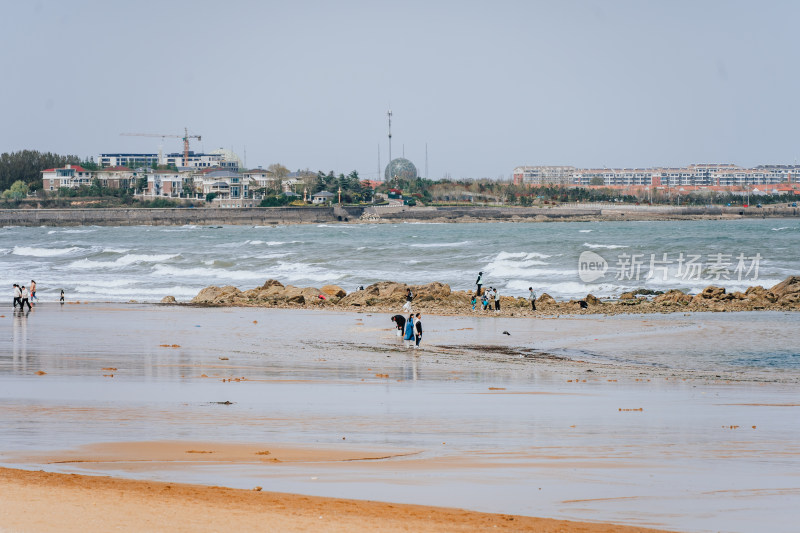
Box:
[403,313,416,348]
[414,313,423,349]
[475,272,483,296]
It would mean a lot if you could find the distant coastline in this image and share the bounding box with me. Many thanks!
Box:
[2,204,798,227]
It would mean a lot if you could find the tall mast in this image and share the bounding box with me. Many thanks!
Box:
[387,109,392,170]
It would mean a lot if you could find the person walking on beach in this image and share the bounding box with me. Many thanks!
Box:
[391,314,406,337]
[414,313,423,349]
[402,288,414,312]
[60,289,65,304]
[13,284,21,309]
[30,280,37,303]
[475,272,483,296]
[494,288,501,312]
[19,285,31,311]
[528,287,537,311]
[403,313,416,348]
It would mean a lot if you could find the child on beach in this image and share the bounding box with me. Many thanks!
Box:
[470,294,477,311]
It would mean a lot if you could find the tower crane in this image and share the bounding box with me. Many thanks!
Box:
[120,127,202,164]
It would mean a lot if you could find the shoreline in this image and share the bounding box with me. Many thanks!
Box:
[0,466,675,533]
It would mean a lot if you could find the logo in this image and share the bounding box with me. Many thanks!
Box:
[578,251,608,282]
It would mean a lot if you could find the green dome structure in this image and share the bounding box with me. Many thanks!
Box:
[384,158,418,181]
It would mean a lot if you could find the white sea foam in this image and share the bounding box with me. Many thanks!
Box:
[494,251,551,260]
[583,243,629,249]
[153,264,267,281]
[579,229,593,233]
[771,227,792,231]
[12,246,83,257]
[410,241,471,248]
[47,229,96,234]
[67,253,178,269]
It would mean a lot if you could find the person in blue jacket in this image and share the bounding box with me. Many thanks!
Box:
[403,313,416,348]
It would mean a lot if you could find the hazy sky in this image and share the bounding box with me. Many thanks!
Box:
[2,0,799,179]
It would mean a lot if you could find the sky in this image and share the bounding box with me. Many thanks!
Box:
[2,0,799,180]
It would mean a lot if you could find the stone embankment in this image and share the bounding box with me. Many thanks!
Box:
[2,204,797,227]
[179,276,800,316]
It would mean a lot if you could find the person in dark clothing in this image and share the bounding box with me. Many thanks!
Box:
[528,287,536,311]
[60,289,65,304]
[19,285,31,311]
[414,312,423,348]
[475,272,483,296]
[391,314,406,337]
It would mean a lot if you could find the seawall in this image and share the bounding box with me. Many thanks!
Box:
[0,205,796,227]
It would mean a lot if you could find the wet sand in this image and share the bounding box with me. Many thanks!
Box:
[2,304,799,532]
[0,466,674,533]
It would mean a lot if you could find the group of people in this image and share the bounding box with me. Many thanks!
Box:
[391,312,423,349]
[12,281,36,311]
[476,272,538,312]
[471,286,501,312]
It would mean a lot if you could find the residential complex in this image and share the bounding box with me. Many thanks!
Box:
[41,163,318,206]
[513,164,799,188]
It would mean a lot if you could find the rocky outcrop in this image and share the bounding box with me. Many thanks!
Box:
[160,295,177,304]
[191,285,243,305]
[185,276,800,314]
[321,285,346,299]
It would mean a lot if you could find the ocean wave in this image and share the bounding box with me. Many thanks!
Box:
[583,243,629,249]
[771,227,793,231]
[266,261,345,283]
[494,251,551,260]
[72,285,199,299]
[47,229,96,235]
[153,264,269,281]
[579,229,593,233]
[67,253,179,269]
[12,246,84,257]
[410,241,471,248]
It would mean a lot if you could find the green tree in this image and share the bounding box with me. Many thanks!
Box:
[589,176,605,186]
[2,180,29,200]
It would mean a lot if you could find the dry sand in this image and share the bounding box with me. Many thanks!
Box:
[0,466,675,533]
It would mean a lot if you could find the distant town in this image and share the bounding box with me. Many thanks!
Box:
[2,145,800,208]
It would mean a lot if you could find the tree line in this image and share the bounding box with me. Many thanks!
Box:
[0,150,86,192]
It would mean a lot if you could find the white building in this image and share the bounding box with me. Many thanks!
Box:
[41,164,93,190]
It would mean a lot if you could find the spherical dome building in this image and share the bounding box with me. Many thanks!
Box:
[384,158,418,181]
[210,148,244,170]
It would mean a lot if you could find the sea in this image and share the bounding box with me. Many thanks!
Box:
[1,218,798,303]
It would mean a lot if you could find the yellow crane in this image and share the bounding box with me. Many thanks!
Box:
[120,127,202,164]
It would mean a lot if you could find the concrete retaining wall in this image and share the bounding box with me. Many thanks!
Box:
[0,204,795,227]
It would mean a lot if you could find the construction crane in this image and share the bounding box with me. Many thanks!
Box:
[120,127,202,164]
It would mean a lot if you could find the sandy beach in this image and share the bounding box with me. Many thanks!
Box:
[2,304,799,532]
[0,466,674,533]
